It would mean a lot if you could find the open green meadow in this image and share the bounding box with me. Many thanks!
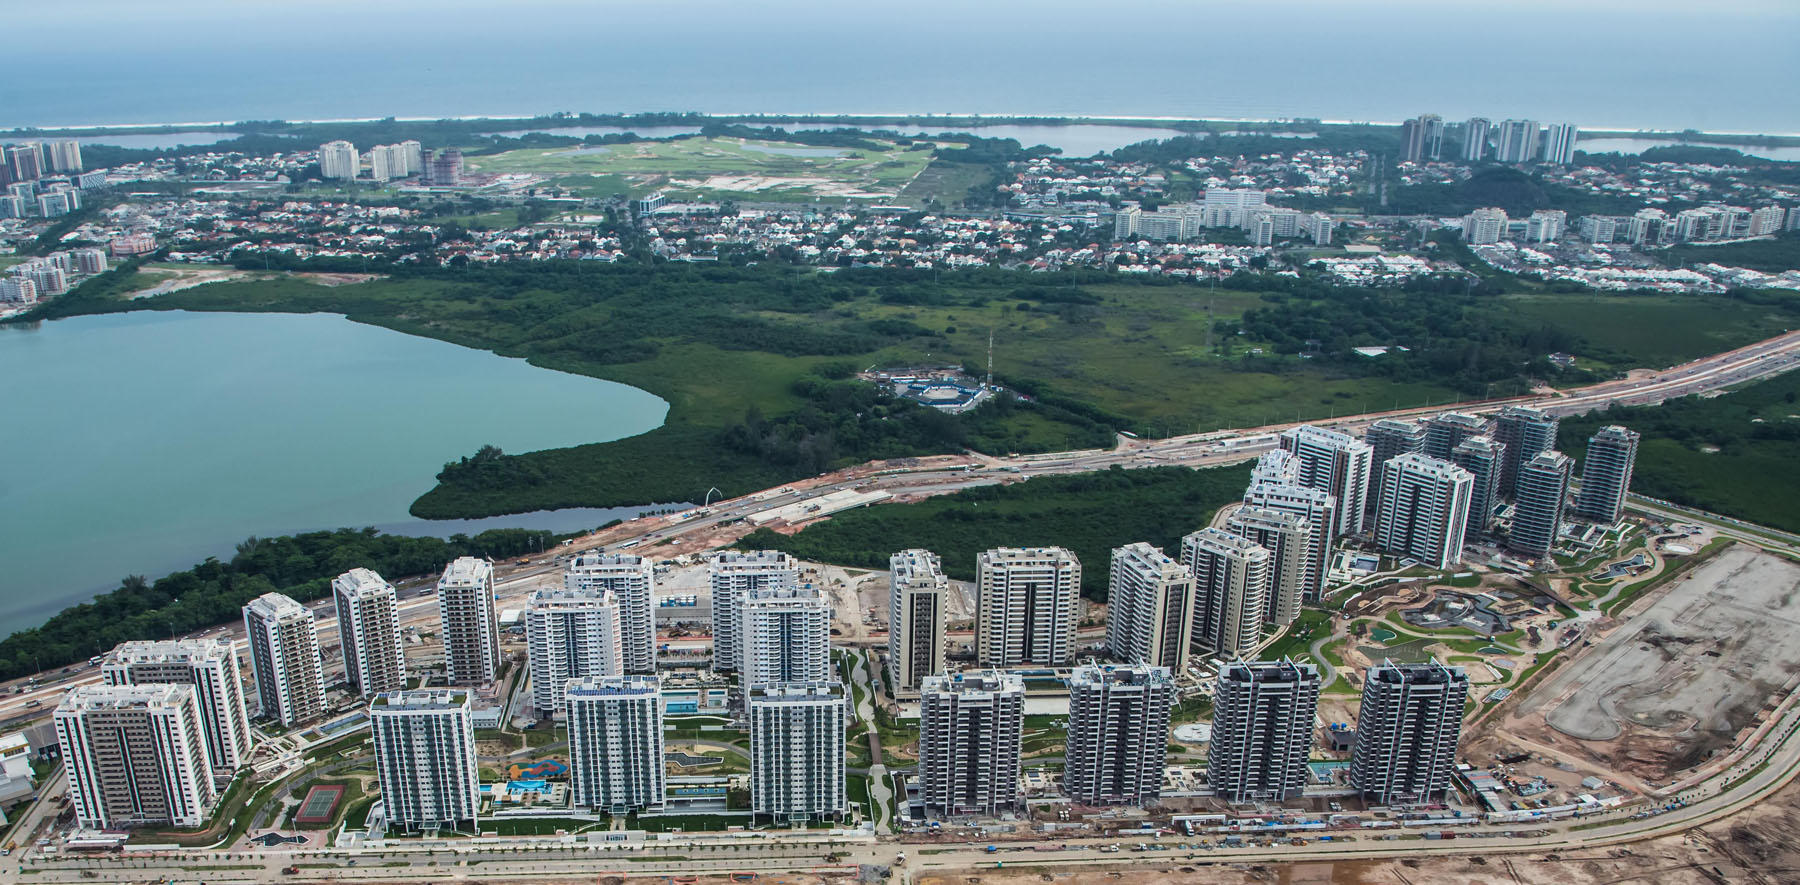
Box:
[465,136,944,202]
[1505,292,1800,369]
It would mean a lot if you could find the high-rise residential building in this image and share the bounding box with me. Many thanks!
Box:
[1576,425,1640,524]
[1495,119,1541,163]
[1451,436,1504,538]
[1542,123,1580,165]
[1247,448,1300,488]
[424,148,465,186]
[1105,543,1194,671]
[975,547,1080,667]
[1242,475,1335,603]
[0,276,36,303]
[398,140,424,176]
[317,140,359,180]
[369,689,479,832]
[56,684,217,829]
[1400,114,1444,163]
[1278,425,1373,536]
[566,553,656,674]
[1375,453,1474,568]
[747,682,846,824]
[437,557,500,686]
[7,143,43,181]
[1350,661,1468,805]
[738,586,832,688]
[1423,412,1490,462]
[1526,209,1567,243]
[46,140,82,173]
[1462,117,1492,162]
[525,587,623,715]
[1226,507,1310,627]
[918,670,1024,817]
[37,190,75,218]
[565,675,665,813]
[333,568,406,698]
[71,247,107,275]
[710,551,798,674]
[243,592,327,726]
[101,640,252,777]
[1364,418,1428,518]
[1461,207,1508,245]
[1630,207,1671,245]
[368,144,400,182]
[1491,405,1559,496]
[1748,206,1787,237]
[1509,450,1573,559]
[1064,664,1174,806]
[888,549,947,693]
[1181,528,1270,659]
[1209,659,1320,803]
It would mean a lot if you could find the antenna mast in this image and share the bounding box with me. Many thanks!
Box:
[986,328,995,389]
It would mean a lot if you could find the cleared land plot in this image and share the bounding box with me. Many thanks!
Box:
[464,137,942,202]
[1530,545,1800,759]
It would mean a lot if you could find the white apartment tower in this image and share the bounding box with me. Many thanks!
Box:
[437,557,500,686]
[710,551,798,673]
[1542,123,1580,165]
[888,549,947,693]
[1495,119,1540,163]
[1209,659,1321,803]
[525,587,623,715]
[975,547,1081,668]
[1491,405,1559,497]
[1451,435,1505,538]
[56,684,217,829]
[317,140,359,179]
[737,586,832,688]
[747,682,847,824]
[1510,450,1573,559]
[566,675,666,813]
[243,592,327,727]
[1423,412,1490,462]
[566,553,656,674]
[1375,453,1474,569]
[1105,543,1194,671]
[918,670,1025,817]
[1576,425,1640,525]
[101,640,252,777]
[1350,661,1468,805]
[1225,506,1310,627]
[333,568,406,698]
[1278,425,1372,535]
[1243,457,1337,603]
[1181,528,1270,659]
[1064,664,1174,807]
[1462,117,1491,162]
[1461,207,1508,245]
[369,689,479,832]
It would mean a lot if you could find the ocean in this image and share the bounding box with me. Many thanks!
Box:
[5,1,1797,136]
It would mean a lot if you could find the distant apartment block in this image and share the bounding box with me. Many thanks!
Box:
[975,546,1080,667]
[1364,418,1427,519]
[370,689,478,832]
[747,682,847,824]
[1064,664,1174,806]
[1226,506,1310,627]
[1105,542,1194,671]
[1462,207,1507,245]
[101,639,252,776]
[46,139,82,173]
[709,551,798,674]
[1542,123,1580,166]
[1510,450,1573,559]
[1462,117,1492,162]
[437,557,500,686]
[1242,464,1335,603]
[1492,405,1559,496]
[1495,119,1540,163]
[1350,661,1468,805]
[1375,453,1473,568]
[1575,425,1640,524]
[1423,412,1490,462]
[525,586,623,715]
[566,552,656,674]
[918,670,1025,817]
[1278,425,1372,535]
[333,568,406,697]
[57,684,217,829]
[888,548,948,693]
[243,592,327,727]
[1451,435,1504,538]
[566,675,665,813]
[737,586,832,688]
[1400,114,1444,163]
[317,140,359,180]
[1209,659,1320,803]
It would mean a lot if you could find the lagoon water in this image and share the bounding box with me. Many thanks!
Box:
[0,311,668,635]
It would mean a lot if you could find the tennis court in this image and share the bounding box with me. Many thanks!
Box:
[295,784,344,825]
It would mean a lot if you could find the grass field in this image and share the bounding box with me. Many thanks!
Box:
[1505,293,1800,369]
[465,136,943,203]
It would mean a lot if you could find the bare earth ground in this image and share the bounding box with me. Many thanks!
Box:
[1510,545,1800,782]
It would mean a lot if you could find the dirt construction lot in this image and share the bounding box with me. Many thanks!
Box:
[1519,544,1800,778]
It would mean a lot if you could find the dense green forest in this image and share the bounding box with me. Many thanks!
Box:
[0,529,552,681]
[739,464,1250,599]
[1559,370,1800,534]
